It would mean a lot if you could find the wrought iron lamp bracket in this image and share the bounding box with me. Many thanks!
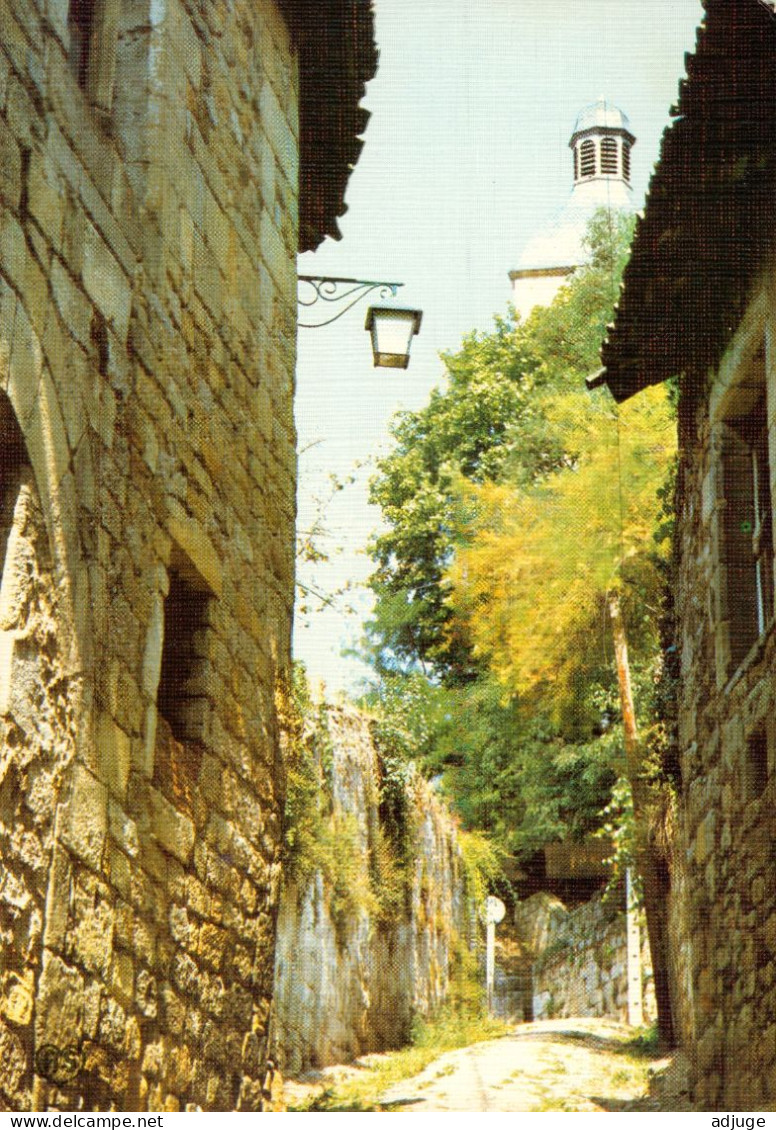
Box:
[297,276,403,328]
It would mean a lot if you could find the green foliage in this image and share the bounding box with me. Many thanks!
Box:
[626,1023,661,1057]
[281,665,409,932]
[434,677,619,857]
[457,827,506,910]
[376,751,415,862]
[411,935,497,1040]
[283,736,377,938]
[328,813,382,936]
[369,822,409,922]
[362,670,451,763]
[449,381,675,700]
[281,671,336,887]
[365,209,636,686]
[361,208,672,861]
[360,670,618,860]
[596,775,637,890]
[521,209,635,379]
[279,665,323,886]
[281,664,395,931]
[365,316,557,683]
[644,454,682,788]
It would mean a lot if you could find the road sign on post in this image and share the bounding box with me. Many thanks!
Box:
[485,896,506,925]
[483,896,506,1013]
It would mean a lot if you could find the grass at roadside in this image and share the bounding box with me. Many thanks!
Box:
[526,1023,662,1112]
[623,1022,660,1057]
[288,1010,512,1111]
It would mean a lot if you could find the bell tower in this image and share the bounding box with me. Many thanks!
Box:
[509,98,636,321]
[569,97,635,208]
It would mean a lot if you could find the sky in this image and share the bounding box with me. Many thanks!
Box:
[294,0,704,694]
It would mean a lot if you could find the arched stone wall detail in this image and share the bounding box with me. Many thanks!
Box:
[0,281,92,1111]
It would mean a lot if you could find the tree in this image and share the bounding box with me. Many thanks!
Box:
[362,212,642,845]
[359,206,689,974]
[359,214,637,867]
[365,313,551,682]
[448,383,675,698]
[447,380,677,1042]
[360,666,617,858]
[365,209,635,685]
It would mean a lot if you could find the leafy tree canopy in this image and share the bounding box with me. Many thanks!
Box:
[359,209,675,860]
[448,381,676,705]
[365,210,635,685]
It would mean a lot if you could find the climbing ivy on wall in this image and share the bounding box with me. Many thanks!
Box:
[280,664,419,935]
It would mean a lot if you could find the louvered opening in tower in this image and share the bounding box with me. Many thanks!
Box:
[580,139,596,178]
[601,136,618,174]
[622,141,631,182]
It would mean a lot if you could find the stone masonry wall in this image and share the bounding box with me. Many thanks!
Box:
[673,282,776,1110]
[0,0,297,1111]
[0,462,77,1104]
[523,892,656,1025]
[273,706,466,1077]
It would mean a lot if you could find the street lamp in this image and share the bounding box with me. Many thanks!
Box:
[364,306,423,370]
[297,277,423,369]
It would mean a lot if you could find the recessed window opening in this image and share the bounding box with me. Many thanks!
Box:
[745,727,769,799]
[157,550,212,743]
[573,146,579,181]
[0,395,31,572]
[601,137,618,175]
[68,0,96,89]
[622,141,631,182]
[721,378,774,670]
[91,310,109,376]
[580,139,596,178]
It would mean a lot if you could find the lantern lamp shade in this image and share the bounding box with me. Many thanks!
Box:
[365,306,423,369]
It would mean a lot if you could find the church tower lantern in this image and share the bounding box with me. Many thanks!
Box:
[510,98,636,321]
[570,97,635,201]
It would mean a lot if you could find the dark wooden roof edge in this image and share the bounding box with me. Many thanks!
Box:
[280,1,378,253]
[600,0,776,403]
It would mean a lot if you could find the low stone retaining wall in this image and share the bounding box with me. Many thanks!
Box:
[273,705,467,1076]
[517,890,656,1024]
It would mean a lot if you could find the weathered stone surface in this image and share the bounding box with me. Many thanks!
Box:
[0,1020,29,1104]
[96,713,132,799]
[60,765,109,872]
[669,278,776,1105]
[148,786,195,864]
[0,0,300,1112]
[528,891,656,1025]
[274,705,466,1077]
[0,969,34,1026]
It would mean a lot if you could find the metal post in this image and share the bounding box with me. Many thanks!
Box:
[486,918,495,1013]
[483,896,505,1015]
[626,868,643,1027]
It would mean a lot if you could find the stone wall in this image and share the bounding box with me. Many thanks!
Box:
[672,281,776,1110]
[518,892,656,1025]
[0,0,297,1111]
[273,705,467,1077]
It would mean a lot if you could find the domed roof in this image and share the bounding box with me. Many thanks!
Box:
[514,201,591,272]
[572,97,632,138]
[514,177,635,273]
